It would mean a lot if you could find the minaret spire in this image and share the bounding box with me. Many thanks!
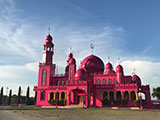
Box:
[90,43,94,55]
[48,27,51,35]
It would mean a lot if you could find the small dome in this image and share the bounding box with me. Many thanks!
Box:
[80,55,104,74]
[116,65,123,73]
[75,68,88,80]
[69,58,76,65]
[106,62,113,70]
[45,34,52,42]
[68,53,73,58]
[132,75,141,86]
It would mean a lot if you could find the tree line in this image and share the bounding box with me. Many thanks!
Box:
[0,86,36,105]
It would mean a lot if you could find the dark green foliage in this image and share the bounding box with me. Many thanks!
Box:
[48,100,57,105]
[117,100,121,106]
[102,100,111,106]
[133,100,138,106]
[8,89,12,105]
[0,87,3,105]
[122,100,128,106]
[112,100,118,106]
[17,86,21,105]
[26,86,30,105]
[152,87,160,100]
[48,100,67,106]
[34,91,37,104]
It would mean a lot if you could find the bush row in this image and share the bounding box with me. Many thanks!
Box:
[48,99,67,106]
[102,99,139,106]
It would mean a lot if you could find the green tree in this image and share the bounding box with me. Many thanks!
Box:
[0,87,3,105]
[34,91,37,105]
[152,87,160,100]
[8,89,12,105]
[26,86,30,105]
[17,86,21,105]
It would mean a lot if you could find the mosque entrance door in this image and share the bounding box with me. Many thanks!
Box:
[79,95,84,105]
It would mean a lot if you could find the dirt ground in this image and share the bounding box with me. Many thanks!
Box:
[0,106,160,120]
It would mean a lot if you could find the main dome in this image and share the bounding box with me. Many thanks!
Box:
[80,55,104,74]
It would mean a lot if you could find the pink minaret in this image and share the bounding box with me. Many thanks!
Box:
[42,34,54,64]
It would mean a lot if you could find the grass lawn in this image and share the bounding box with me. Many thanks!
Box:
[1,106,160,120]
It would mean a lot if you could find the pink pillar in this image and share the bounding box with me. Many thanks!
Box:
[70,91,74,104]
[67,91,70,106]
[85,94,88,107]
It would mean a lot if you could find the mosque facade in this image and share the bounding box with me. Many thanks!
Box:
[34,34,152,108]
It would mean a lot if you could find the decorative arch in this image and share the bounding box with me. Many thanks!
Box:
[50,92,54,100]
[61,80,64,85]
[131,91,136,100]
[116,91,121,100]
[124,91,129,100]
[97,79,101,85]
[41,69,47,86]
[108,79,112,84]
[109,91,114,101]
[102,91,108,100]
[102,79,106,84]
[61,92,65,100]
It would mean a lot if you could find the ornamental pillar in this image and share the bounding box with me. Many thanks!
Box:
[128,91,131,101]
[135,91,138,101]
[48,92,50,100]
[65,92,67,100]
[59,92,61,100]
[53,92,56,100]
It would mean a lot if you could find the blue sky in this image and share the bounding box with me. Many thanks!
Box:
[0,0,160,97]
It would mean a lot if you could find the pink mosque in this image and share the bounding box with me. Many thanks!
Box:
[34,34,152,108]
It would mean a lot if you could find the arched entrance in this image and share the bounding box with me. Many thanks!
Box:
[50,92,54,100]
[109,91,114,101]
[70,89,86,105]
[131,91,136,101]
[116,91,121,100]
[124,91,129,100]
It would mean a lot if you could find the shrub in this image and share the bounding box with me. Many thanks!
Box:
[112,100,117,106]
[102,100,111,106]
[122,100,128,106]
[48,100,56,105]
[133,100,138,106]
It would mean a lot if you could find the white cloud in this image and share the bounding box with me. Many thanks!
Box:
[121,60,160,97]
[0,63,38,96]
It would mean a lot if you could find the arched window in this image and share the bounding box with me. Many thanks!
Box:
[131,91,136,100]
[50,92,54,100]
[116,91,121,100]
[109,91,114,101]
[97,79,101,85]
[61,92,65,100]
[108,79,112,84]
[102,79,106,84]
[114,78,117,84]
[61,80,64,85]
[42,69,47,86]
[66,80,68,85]
[40,91,45,100]
[56,81,59,86]
[70,70,73,81]
[103,91,108,100]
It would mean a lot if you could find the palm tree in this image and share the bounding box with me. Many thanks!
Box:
[152,87,160,100]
